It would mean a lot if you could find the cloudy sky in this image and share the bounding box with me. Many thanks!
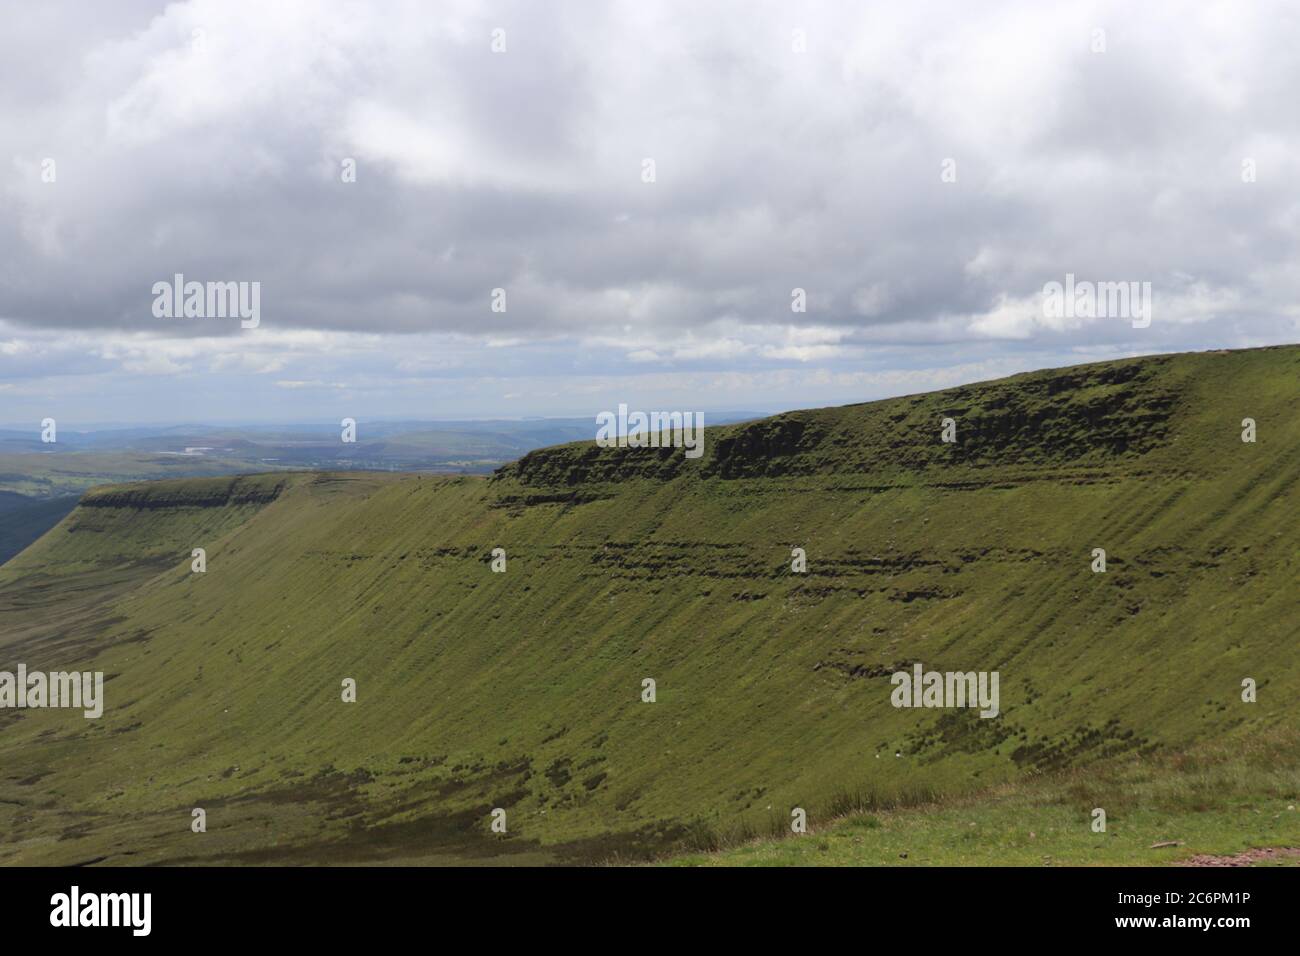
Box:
[1,0,1297,425]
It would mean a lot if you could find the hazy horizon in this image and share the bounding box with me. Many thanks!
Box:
[4,344,1289,431]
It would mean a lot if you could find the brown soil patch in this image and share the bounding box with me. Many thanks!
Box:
[1176,847,1300,867]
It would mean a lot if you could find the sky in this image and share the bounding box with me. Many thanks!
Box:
[1,0,1297,426]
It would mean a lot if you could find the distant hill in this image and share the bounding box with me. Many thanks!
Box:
[0,346,1295,865]
[0,415,761,497]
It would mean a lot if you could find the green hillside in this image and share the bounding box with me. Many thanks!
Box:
[0,493,79,566]
[0,346,1296,865]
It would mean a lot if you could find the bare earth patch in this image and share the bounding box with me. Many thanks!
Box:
[1176,847,1300,867]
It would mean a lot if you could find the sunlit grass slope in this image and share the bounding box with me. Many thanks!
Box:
[671,734,1300,866]
[0,346,1295,865]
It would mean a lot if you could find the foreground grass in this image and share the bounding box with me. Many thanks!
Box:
[670,735,1300,866]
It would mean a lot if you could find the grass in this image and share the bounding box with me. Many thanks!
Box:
[668,733,1300,865]
[0,345,1295,865]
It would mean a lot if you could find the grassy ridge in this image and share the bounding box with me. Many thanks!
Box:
[0,346,1295,865]
[0,451,294,497]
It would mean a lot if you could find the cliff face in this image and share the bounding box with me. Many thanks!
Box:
[78,475,288,510]
[498,352,1186,487]
[0,346,1295,865]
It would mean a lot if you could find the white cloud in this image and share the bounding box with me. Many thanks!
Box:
[0,0,1297,421]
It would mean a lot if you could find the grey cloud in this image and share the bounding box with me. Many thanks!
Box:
[0,0,1297,363]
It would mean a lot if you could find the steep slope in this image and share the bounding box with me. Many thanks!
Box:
[0,492,79,566]
[0,346,1295,865]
